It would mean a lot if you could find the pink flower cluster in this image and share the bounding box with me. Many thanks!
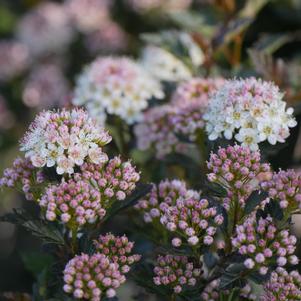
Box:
[171,78,225,110]
[20,109,111,175]
[22,63,70,109]
[0,157,44,201]
[63,253,125,300]
[232,215,298,274]
[201,279,255,300]
[84,22,128,55]
[207,145,270,209]
[94,233,141,274]
[135,179,196,223]
[0,41,29,82]
[261,267,301,301]
[153,254,202,294]
[65,0,111,33]
[161,197,223,247]
[39,179,105,228]
[16,1,74,57]
[79,156,140,205]
[261,169,301,212]
[135,78,223,157]
[134,105,189,158]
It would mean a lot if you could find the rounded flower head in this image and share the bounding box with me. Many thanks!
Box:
[201,279,256,300]
[79,156,140,205]
[153,254,202,294]
[0,157,45,201]
[20,109,111,175]
[261,267,301,301]
[232,214,298,273]
[0,41,29,82]
[161,196,223,247]
[16,2,74,57]
[65,0,111,33]
[84,21,128,55]
[140,46,192,82]
[171,78,225,109]
[134,105,190,158]
[135,179,197,223]
[94,233,141,273]
[261,169,301,213]
[39,179,105,228]
[63,253,125,300]
[72,56,164,124]
[22,63,69,109]
[207,145,270,209]
[204,77,297,150]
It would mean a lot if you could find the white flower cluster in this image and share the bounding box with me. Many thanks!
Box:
[20,109,111,175]
[73,56,164,124]
[16,2,74,57]
[140,46,192,82]
[204,77,297,150]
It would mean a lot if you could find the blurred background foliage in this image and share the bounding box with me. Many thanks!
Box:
[1,0,301,299]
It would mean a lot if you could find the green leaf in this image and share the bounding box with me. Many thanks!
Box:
[219,263,247,289]
[167,10,215,37]
[249,271,271,284]
[205,181,228,198]
[32,269,49,301]
[103,183,152,222]
[203,251,218,269]
[213,18,253,49]
[21,252,53,277]
[265,200,284,221]
[0,209,65,245]
[244,190,269,215]
[239,0,270,18]
[252,33,294,54]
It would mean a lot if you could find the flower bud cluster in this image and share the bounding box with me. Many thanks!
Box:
[79,156,140,206]
[201,279,256,300]
[0,157,45,201]
[261,169,301,212]
[63,253,125,300]
[153,254,202,294]
[135,179,197,223]
[94,233,141,274]
[20,108,111,175]
[39,179,105,228]
[232,215,298,274]
[207,145,270,209]
[261,267,301,301]
[161,197,223,247]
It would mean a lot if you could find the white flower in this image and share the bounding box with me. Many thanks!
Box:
[72,56,164,124]
[57,156,74,175]
[205,77,297,149]
[88,147,108,164]
[235,128,259,151]
[68,145,86,166]
[140,46,192,82]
